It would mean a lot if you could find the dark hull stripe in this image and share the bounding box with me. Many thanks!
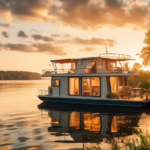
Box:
[38,96,150,108]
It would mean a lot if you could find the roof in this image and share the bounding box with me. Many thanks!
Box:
[51,56,135,63]
[51,57,101,63]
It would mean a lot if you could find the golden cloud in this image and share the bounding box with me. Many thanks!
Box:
[0,0,150,29]
[0,43,66,55]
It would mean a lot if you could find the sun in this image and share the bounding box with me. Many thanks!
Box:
[141,66,150,71]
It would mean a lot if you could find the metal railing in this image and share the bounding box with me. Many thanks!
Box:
[38,90,48,96]
[100,53,132,59]
[42,67,138,75]
[108,67,138,73]
[42,69,70,75]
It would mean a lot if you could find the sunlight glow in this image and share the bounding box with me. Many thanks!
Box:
[141,67,150,71]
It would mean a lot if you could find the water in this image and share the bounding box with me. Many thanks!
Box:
[1,80,150,150]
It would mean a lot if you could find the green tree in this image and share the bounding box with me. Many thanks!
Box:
[128,76,133,86]
[0,71,41,80]
[138,29,150,66]
[139,81,149,90]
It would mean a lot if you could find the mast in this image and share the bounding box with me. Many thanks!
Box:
[106,42,108,54]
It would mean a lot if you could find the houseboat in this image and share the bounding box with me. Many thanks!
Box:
[38,53,150,108]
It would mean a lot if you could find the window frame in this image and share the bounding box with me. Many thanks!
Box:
[68,77,80,96]
[52,79,60,87]
[81,77,101,97]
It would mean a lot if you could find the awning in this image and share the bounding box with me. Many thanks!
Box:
[51,59,74,63]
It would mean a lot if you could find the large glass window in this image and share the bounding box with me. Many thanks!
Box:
[110,77,125,93]
[69,78,79,95]
[82,77,100,96]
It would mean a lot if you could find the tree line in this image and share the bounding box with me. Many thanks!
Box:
[127,29,150,89]
[128,70,150,89]
[0,71,41,80]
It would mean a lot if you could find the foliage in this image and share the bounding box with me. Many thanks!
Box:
[133,62,142,69]
[107,93,117,98]
[86,128,150,150]
[112,145,121,150]
[128,70,150,88]
[141,88,147,95]
[0,71,41,80]
[139,29,150,66]
[134,128,150,150]
[86,146,102,150]
[139,81,149,90]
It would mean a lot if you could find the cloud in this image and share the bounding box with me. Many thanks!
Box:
[0,0,150,29]
[105,0,126,7]
[32,34,54,42]
[51,34,61,38]
[0,0,51,22]
[49,0,150,29]
[55,37,117,47]
[2,31,9,38]
[79,47,96,52]
[30,29,39,33]
[32,43,66,55]
[0,43,66,55]
[31,33,117,47]
[63,34,71,38]
[18,31,28,38]
[0,23,10,28]
[31,33,116,47]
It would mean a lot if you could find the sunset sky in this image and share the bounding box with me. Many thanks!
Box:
[0,0,150,73]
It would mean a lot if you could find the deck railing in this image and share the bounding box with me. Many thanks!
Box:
[38,90,48,96]
[42,67,138,75]
[100,53,132,59]
[42,69,70,75]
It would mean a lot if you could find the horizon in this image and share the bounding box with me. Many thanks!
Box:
[0,0,150,73]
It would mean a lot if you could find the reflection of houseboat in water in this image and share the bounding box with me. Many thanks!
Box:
[38,53,150,107]
[40,108,140,144]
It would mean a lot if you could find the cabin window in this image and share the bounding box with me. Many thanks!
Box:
[102,60,106,72]
[84,61,97,73]
[97,60,102,73]
[52,80,59,87]
[110,62,116,68]
[69,78,79,95]
[110,77,126,93]
[82,77,100,96]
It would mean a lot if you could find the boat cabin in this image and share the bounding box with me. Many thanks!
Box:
[39,53,142,101]
[43,53,135,75]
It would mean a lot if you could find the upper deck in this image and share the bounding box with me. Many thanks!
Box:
[42,53,138,77]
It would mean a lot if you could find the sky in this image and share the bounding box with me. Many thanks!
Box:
[0,0,150,73]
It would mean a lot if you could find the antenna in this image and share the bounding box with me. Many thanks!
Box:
[106,42,108,54]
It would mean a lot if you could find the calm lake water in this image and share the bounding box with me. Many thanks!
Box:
[1,80,150,150]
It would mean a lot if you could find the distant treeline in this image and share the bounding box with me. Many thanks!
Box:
[0,71,41,80]
[128,70,150,88]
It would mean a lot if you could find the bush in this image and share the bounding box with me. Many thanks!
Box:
[107,93,117,98]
